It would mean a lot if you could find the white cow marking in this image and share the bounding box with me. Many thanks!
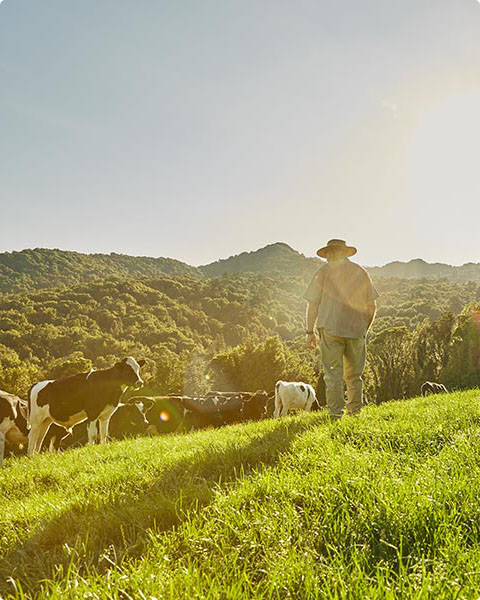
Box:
[30,380,54,401]
[126,357,140,377]
[29,381,54,425]
[126,357,143,385]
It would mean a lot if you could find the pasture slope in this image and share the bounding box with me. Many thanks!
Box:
[2,391,480,599]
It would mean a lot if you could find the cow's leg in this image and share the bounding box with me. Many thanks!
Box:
[27,427,36,456]
[87,420,99,444]
[43,424,58,452]
[98,415,111,444]
[0,432,5,467]
[280,401,289,417]
[273,390,282,418]
[29,418,53,456]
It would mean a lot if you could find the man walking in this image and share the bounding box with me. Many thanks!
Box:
[304,239,378,419]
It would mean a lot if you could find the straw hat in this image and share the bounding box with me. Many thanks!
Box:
[316,239,357,259]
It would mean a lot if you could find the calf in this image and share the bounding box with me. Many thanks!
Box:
[0,391,29,466]
[28,357,145,455]
[274,381,317,417]
[421,381,448,397]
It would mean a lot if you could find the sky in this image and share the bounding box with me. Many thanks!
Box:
[1,0,479,267]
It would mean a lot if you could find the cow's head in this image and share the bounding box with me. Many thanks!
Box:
[114,404,150,438]
[143,397,184,434]
[123,396,157,434]
[114,357,146,388]
[0,394,29,446]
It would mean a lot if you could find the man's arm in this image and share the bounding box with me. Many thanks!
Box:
[364,269,379,333]
[303,267,324,349]
[306,300,320,348]
[366,300,377,332]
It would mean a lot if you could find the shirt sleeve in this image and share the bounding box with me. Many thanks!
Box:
[365,272,379,302]
[304,269,324,304]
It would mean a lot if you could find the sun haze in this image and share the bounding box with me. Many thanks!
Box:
[0,0,479,266]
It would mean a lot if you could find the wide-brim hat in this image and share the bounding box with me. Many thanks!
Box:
[316,239,357,258]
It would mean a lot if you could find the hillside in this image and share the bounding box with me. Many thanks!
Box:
[0,273,479,402]
[0,243,318,295]
[0,273,313,396]
[200,242,321,278]
[2,246,480,296]
[1,391,480,598]
[0,248,202,294]
[369,258,480,283]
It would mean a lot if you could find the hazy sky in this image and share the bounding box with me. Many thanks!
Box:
[1,1,479,267]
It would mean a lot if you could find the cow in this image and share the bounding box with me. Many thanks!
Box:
[27,357,145,455]
[42,402,157,451]
[37,389,270,452]
[421,381,448,397]
[205,390,272,420]
[274,381,317,417]
[109,402,157,439]
[129,390,271,434]
[0,390,29,466]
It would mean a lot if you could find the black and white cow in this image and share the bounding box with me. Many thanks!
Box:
[27,357,145,455]
[42,402,156,451]
[0,390,29,466]
[129,390,271,434]
[37,389,271,452]
[274,381,317,417]
[421,381,448,397]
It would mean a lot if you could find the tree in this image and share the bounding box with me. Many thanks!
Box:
[209,336,315,392]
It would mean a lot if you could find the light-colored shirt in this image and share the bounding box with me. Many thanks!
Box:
[304,258,379,338]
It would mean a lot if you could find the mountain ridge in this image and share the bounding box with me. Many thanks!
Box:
[1,244,480,294]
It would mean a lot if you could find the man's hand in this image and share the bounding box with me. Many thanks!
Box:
[305,301,320,349]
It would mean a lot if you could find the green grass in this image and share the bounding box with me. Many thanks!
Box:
[2,390,480,599]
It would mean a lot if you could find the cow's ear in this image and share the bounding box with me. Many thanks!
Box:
[137,359,146,367]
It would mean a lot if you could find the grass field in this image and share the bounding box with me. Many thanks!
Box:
[2,390,480,599]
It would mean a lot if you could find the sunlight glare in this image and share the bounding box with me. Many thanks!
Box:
[160,410,170,422]
[403,90,480,214]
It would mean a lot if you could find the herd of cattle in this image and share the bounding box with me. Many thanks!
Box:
[0,357,449,466]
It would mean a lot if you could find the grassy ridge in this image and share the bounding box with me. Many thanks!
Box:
[2,391,480,598]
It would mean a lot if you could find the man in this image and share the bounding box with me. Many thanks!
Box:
[304,239,378,419]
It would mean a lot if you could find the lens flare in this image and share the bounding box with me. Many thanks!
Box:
[160,410,170,422]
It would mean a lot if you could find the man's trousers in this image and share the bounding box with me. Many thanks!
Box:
[319,329,366,418]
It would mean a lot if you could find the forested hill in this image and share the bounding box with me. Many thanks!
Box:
[200,242,321,278]
[1,271,479,401]
[2,245,480,296]
[1,244,320,294]
[0,248,202,294]
[369,258,480,282]
[201,245,480,284]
